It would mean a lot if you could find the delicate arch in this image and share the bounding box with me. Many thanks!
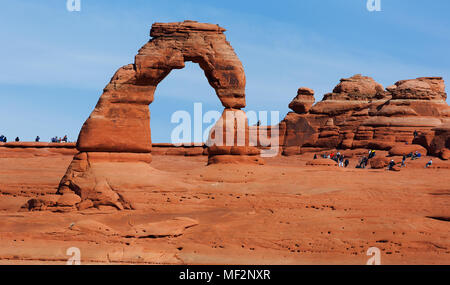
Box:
[77,21,246,153]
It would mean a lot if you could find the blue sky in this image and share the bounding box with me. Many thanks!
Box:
[0,0,449,142]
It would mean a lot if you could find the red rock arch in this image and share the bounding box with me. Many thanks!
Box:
[56,21,261,207]
[77,21,246,153]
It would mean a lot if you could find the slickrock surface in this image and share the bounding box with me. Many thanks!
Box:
[0,148,449,264]
[1,22,449,266]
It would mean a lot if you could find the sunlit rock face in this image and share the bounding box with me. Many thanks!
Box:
[272,75,450,155]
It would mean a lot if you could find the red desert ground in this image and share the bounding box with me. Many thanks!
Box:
[0,21,449,265]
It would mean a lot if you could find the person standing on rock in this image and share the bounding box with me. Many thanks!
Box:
[35,136,40,142]
[333,152,339,163]
[401,155,406,167]
[339,155,345,167]
[344,159,350,168]
[356,157,362,168]
[414,130,418,138]
[363,156,369,168]
[15,137,20,142]
[358,156,368,169]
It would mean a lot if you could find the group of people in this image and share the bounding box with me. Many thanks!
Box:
[358,148,431,170]
[355,149,377,169]
[399,151,424,169]
[0,135,68,143]
[383,149,432,170]
[314,152,350,168]
[309,129,435,170]
[1,135,25,142]
[408,151,422,160]
[387,150,433,170]
[0,136,19,142]
[314,147,433,170]
[51,135,68,143]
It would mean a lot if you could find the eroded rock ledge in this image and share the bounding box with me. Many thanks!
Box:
[266,75,450,158]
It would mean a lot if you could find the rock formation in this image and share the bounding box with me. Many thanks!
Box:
[277,75,450,156]
[77,21,247,154]
[288,87,315,114]
[369,156,390,169]
[51,21,259,212]
[429,122,450,158]
[22,22,450,213]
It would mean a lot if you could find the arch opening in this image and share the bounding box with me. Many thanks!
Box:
[150,61,223,144]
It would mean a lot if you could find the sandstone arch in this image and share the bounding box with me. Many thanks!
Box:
[77,21,246,153]
[56,21,261,210]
